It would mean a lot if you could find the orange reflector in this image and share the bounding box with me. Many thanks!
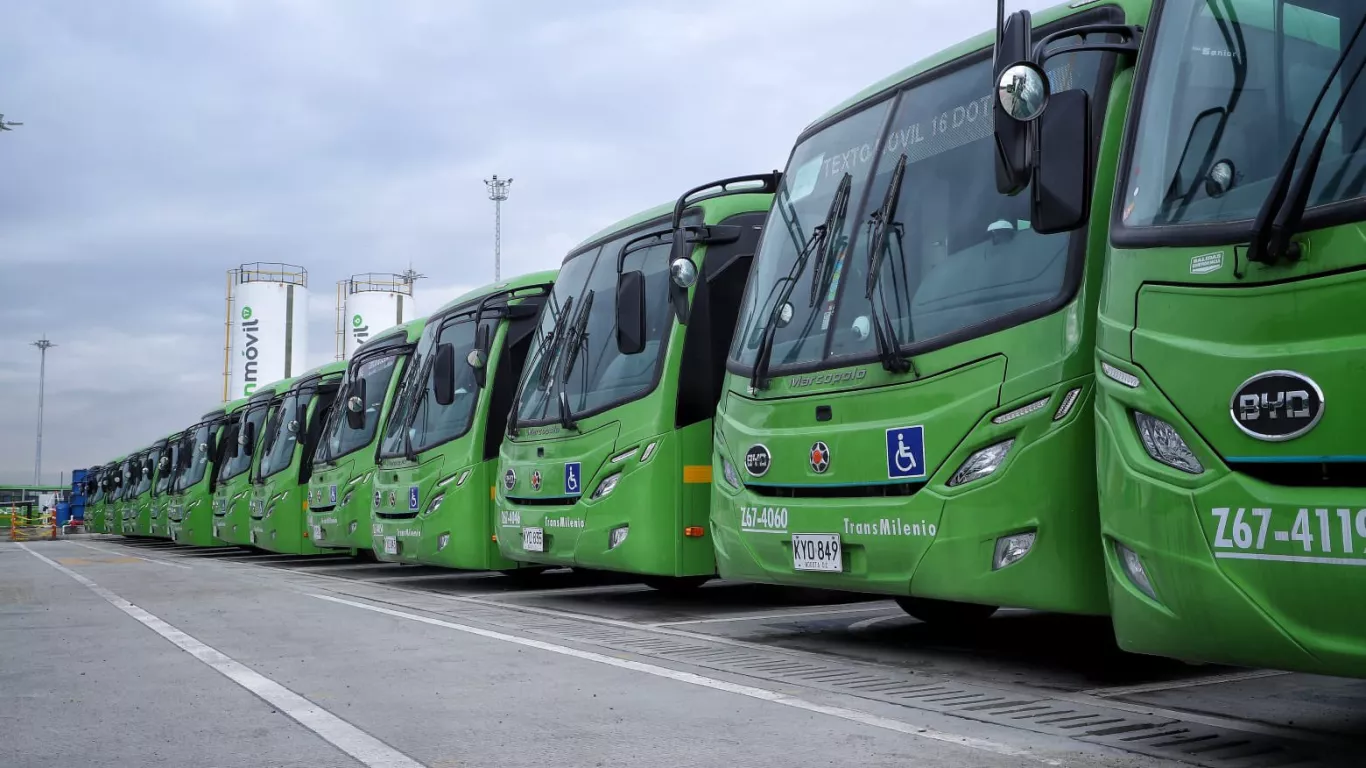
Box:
[491,534,498,542]
[490,486,496,500]
[682,465,712,484]
[684,526,705,538]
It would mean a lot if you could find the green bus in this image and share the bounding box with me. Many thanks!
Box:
[125,444,165,537]
[308,318,426,554]
[708,5,1119,622]
[168,400,246,546]
[104,458,128,534]
[370,273,555,570]
[148,432,182,539]
[82,468,109,533]
[496,179,777,589]
[250,362,347,554]
[994,0,1366,676]
[213,381,287,546]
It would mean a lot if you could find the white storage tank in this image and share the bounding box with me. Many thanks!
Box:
[338,273,417,360]
[224,263,309,401]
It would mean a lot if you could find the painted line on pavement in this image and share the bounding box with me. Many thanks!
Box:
[22,544,426,768]
[67,540,193,569]
[312,592,1063,766]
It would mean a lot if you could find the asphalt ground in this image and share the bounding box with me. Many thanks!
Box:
[2,536,1361,768]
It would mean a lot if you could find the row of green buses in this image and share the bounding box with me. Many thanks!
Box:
[83,0,1364,680]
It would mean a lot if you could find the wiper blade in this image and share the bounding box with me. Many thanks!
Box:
[508,294,573,436]
[556,290,594,431]
[864,153,913,376]
[1250,11,1366,264]
[807,173,853,307]
[749,174,851,392]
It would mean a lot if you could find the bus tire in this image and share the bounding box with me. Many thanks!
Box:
[895,597,998,625]
[643,575,711,593]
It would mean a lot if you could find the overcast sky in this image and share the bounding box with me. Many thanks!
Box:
[0,0,1050,485]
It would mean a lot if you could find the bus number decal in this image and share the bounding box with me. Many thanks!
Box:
[740,506,788,533]
[1208,507,1366,565]
[500,510,521,528]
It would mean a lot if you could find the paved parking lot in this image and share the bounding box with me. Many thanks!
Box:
[3,537,1362,768]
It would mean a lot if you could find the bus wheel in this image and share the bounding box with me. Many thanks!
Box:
[895,597,998,626]
[500,567,549,583]
[643,576,711,593]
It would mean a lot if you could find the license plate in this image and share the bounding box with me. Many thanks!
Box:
[792,533,842,572]
[383,536,398,555]
[312,525,323,541]
[522,527,544,553]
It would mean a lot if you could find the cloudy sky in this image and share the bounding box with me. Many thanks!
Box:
[0,0,1051,484]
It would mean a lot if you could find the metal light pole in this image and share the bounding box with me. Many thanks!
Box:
[484,175,512,281]
[32,336,55,485]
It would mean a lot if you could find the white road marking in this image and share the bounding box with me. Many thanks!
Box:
[478,582,649,599]
[1079,668,1292,697]
[649,604,894,627]
[313,592,1063,766]
[67,540,193,569]
[848,614,905,632]
[22,545,426,768]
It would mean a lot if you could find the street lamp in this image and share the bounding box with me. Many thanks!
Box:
[32,336,55,484]
[484,175,513,281]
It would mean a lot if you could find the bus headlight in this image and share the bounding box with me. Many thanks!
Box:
[993,531,1035,570]
[1116,541,1157,600]
[591,473,622,500]
[721,458,740,489]
[947,440,1014,487]
[1133,412,1203,474]
[609,525,629,550]
[438,533,451,551]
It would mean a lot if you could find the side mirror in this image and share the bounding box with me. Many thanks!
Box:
[615,270,646,355]
[669,255,697,325]
[996,61,1050,122]
[345,377,367,430]
[159,456,169,470]
[1031,88,1091,234]
[469,323,490,388]
[993,9,1034,195]
[433,342,456,406]
[238,421,256,456]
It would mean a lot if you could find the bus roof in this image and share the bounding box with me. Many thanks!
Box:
[430,270,560,318]
[572,190,776,255]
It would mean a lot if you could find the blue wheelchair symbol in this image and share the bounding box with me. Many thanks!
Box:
[885,425,926,480]
[329,485,337,504]
[564,462,582,496]
[408,485,420,511]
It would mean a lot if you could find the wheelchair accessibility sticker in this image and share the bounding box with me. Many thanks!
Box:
[564,462,582,496]
[885,425,926,480]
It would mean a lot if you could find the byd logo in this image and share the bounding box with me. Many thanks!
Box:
[240,305,260,396]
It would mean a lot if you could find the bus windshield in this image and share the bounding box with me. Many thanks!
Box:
[319,352,402,463]
[219,403,270,483]
[155,442,179,495]
[731,45,1104,373]
[178,421,215,491]
[259,390,306,479]
[514,226,674,426]
[135,448,160,496]
[380,326,435,459]
[1121,0,1366,229]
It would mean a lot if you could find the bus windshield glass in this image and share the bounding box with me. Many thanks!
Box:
[514,225,674,425]
[731,44,1104,372]
[155,442,179,495]
[178,422,215,491]
[380,325,436,458]
[408,318,485,453]
[1122,0,1366,229]
[319,352,401,463]
[135,448,160,496]
[219,403,269,482]
[259,390,306,479]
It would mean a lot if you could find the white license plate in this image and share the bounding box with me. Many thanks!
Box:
[312,525,323,541]
[792,533,842,572]
[383,536,398,555]
[522,527,544,553]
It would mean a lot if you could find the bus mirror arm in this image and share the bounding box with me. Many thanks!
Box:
[1031,88,1091,235]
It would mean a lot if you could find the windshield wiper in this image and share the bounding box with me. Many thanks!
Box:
[1249,11,1366,265]
[807,173,853,308]
[864,153,914,376]
[508,295,573,436]
[555,290,594,431]
[749,173,852,392]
